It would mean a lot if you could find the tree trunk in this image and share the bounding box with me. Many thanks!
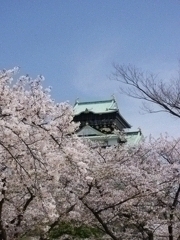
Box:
[0,178,7,240]
[147,232,154,240]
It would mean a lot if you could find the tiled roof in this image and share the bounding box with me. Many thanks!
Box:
[76,125,143,145]
[125,131,143,145]
[74,99,118,115]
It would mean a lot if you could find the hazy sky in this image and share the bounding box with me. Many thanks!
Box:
[1,0,180,138]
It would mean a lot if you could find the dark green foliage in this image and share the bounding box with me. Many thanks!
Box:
[48,221,103,239]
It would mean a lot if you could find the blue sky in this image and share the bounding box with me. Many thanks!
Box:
[1,0,180,137]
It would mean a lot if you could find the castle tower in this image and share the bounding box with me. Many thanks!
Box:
[73,98,142,146]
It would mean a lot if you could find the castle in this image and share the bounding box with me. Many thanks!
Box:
[73,98,142,146]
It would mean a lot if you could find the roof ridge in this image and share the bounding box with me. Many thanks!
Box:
[76,99,115,105]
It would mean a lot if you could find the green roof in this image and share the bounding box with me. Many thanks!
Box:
[85,132,143,145]
[125,131,143,145]
[76,125,143,146]
[77,125,104,136]
[74,99,118,115]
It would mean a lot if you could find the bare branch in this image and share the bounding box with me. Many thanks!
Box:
[112,63,180,118]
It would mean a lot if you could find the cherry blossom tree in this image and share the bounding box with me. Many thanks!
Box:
[0,68,179,240]
[0,68,92,239]
[71,137,180,240]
